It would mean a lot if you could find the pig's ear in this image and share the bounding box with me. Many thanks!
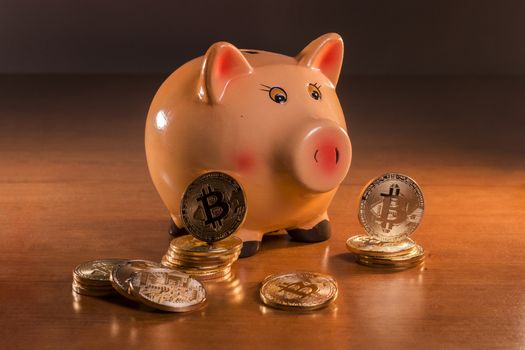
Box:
[198,42,253,104]
[296,33,344,87]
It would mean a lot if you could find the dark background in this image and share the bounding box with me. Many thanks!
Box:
[1,0,524,75]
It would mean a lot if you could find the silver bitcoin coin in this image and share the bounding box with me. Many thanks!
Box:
[181,172,247,243]
[358,173,424,242]
[129,269,207,312]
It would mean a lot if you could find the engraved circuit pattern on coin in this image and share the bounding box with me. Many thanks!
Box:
[181,172,247,243]
[260,272,338,311]
[110,260,163,301]
[130,270,207,312]
[358,173,424,242]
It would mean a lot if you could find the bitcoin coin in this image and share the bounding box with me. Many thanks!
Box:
[73,259,127,285]
[355,244,425,268]
[181,172,247,243]
[72,282,115,297]
[346,235,416,257]
[355,256,424,270]
[169,235,243,256]
[361,244,425,263]
[260,272,338,311]
[359,173,424,242]
[72,259,128,296]
[129,269,207,312]
[110,260,163,301]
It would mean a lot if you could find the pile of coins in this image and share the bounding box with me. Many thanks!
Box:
[72,259,126,297]
[72,171,246,313]
[260,271,338,311]
[72,259,207,312]
[161,172,246,281]
[161,235,243,281]
[347,173,426,269]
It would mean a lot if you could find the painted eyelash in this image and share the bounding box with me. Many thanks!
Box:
[260,84,271,92]
[310,82,321,89]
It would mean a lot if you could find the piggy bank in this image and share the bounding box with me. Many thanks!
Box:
[145,33,352,257]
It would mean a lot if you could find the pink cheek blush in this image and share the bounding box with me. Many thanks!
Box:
[234,152,256,173]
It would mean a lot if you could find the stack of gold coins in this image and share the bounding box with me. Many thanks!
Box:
[72,259,127,296]
[346,235,425,269]
[347,173,425,269]
[161,172,247,281]
[161,234,243,281]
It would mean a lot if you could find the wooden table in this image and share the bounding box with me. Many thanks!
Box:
[1,75,523,349]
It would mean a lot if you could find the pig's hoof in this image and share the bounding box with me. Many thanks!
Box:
[287,220,331,243]
[240,241,260,258]
[168,219,189,241]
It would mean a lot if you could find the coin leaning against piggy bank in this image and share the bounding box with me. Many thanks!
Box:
[181,172,247,244]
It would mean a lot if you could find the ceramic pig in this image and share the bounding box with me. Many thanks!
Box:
[145,33,352,257]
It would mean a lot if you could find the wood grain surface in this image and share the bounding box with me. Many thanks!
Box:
[0,75,523,349]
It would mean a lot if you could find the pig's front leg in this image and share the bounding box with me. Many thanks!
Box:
[287,212,331,243]
[168,216,189,241]
[236,228,264,258]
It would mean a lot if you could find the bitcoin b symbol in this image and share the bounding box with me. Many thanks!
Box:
[376,184,408,233]
[89,262,113,277]
[278,280,319,300]
[196,185,230,230]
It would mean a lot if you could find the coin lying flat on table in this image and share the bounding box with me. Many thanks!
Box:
[260,272,338,311]
[129,269,207,313]
[181,172,247,243]
[72,259,128,296]
[358,173,424,242]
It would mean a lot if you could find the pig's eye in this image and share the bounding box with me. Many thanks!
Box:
[308,83,322,100]
[269,87,287,104]
[260,85,287,104]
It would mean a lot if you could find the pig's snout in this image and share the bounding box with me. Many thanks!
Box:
[289,120,351,193]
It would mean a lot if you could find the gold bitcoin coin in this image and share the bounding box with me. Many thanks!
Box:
[361,244,425,263]
[73,259,128,285]
[181,172,247,243]
[129,269,207,312]
[359,173,424,242]
[72,281,116,297]
[346,235,416,257]
[110,260,163,301]
[356,244,425,268]
[169,235,243,256]
[355,256,424,270]
[260,272,338,311]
